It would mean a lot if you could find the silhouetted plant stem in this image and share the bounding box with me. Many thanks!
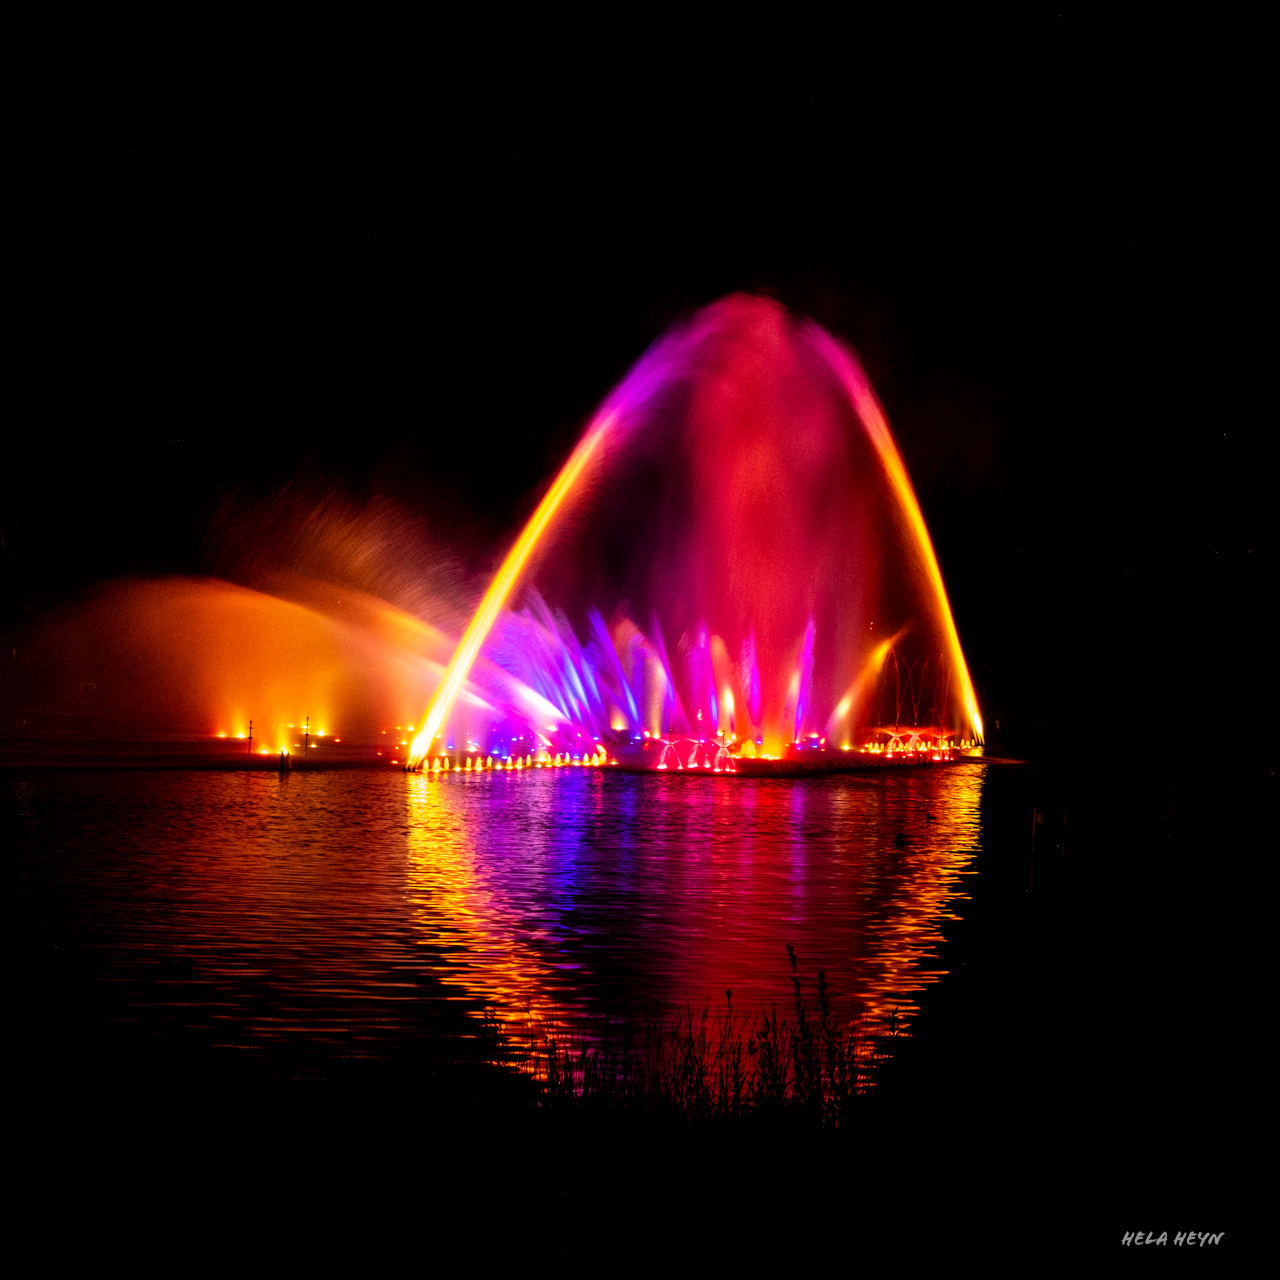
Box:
[519,949,894,1129]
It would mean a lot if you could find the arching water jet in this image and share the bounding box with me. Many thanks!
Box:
[409,415,614,767]
[409,296,982,767]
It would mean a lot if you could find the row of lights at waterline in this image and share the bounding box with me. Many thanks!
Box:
[207,722,976,762]
[410,746,614,773]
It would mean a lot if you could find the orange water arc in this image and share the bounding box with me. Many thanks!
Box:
[409,414,614,767]
[821,338,984,744]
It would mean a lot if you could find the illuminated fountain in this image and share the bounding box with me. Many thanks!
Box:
[12,297,979,776]
[409,295,981,773]
[4,296,993,1059]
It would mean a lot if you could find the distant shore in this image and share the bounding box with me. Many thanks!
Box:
[0,740,1022,772]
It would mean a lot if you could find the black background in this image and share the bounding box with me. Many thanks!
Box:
[6,13,1268,752]
[3,14,1271,1251]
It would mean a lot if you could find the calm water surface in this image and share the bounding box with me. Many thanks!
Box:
[8,766,985,1061]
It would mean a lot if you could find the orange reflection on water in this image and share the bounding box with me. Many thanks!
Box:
[404,771,558,1030]
[401,765,984,1043]
[8,765,990,1077]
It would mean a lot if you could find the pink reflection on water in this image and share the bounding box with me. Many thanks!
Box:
[402,766,983,1040]
[9,766,985,1069]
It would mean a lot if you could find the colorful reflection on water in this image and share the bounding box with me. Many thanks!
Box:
[406,766,982,1036]
[8,765,983,1060]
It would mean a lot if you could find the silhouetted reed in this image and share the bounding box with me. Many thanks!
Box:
[527,951,898,1129]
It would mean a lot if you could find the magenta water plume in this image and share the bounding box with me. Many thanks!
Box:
[410,293,982,766]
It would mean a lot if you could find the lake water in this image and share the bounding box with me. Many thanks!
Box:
[7,765,987,1068]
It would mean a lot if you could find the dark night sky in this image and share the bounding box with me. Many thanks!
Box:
[5,15,1269,752]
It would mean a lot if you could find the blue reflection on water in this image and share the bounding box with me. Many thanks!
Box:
[6,765,984,1058]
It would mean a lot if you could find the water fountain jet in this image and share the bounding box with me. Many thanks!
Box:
[409,295,982,772]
